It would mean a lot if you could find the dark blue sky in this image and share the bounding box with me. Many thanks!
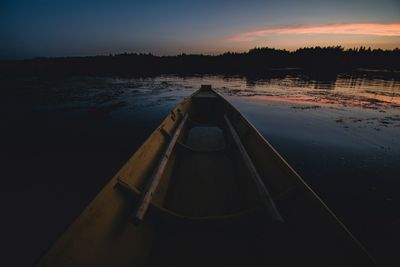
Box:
[1,0,399,59]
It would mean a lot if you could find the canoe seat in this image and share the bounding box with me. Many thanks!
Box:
[116,181,260,223]
[185,126,225,151]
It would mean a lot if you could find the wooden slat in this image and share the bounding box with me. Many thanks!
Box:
[224,115,284,222]
[133,113,188,222]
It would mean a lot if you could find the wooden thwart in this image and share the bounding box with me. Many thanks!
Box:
[224,115,284,222]
[133,113,188,223]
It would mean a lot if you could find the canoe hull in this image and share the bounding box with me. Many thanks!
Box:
[37,86,375,266]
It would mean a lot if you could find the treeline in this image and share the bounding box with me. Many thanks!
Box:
[1,46,399,77]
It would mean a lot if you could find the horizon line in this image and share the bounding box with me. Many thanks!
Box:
[3,45,399,61]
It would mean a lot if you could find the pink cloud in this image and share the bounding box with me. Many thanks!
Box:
[228,23,400,42]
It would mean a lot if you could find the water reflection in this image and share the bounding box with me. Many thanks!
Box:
[6,73,397,120]
[208,74,400,110]
[313,80,336,90]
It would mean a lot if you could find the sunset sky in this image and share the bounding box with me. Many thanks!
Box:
[1,0,399,59]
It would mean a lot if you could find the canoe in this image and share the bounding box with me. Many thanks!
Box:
[38,85,375,267]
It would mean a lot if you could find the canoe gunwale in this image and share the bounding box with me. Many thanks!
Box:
[210,87,376,264]
[223,114,284,222]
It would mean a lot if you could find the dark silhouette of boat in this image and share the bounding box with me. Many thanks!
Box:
[37,85,376,267]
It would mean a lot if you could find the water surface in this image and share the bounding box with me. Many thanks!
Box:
[1,73,399,266]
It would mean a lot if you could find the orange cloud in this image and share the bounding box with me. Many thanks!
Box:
[228,23,400,42]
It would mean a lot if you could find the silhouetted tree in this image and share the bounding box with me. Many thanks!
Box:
[1,46,399,78]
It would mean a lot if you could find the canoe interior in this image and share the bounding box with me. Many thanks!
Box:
[38,86,375,267]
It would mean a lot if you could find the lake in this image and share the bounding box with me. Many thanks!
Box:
[1,73,399,266]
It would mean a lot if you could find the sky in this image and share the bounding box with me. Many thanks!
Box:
[0,0,399,59]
